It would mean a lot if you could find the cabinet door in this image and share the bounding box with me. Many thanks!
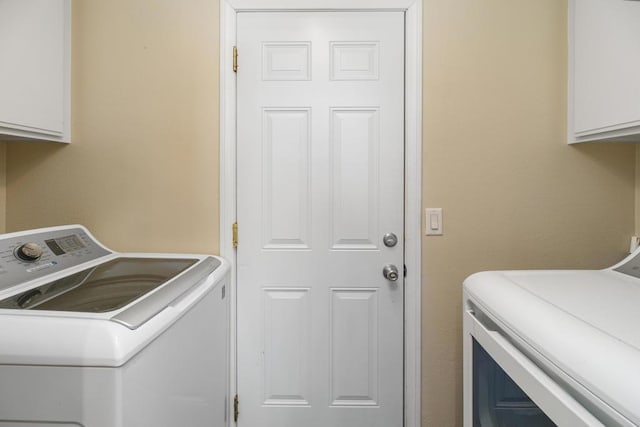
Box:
[0,0,67,139]
[572,0,640,139]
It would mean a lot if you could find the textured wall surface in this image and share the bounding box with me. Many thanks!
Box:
[6,0,220,253]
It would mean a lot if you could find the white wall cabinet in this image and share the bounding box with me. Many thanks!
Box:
[569,0,640,143]
[0,0,70,143]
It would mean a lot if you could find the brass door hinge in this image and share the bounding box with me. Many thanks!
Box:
[233,394,239,423]
[233,46,238,72]
[232,222,238,248]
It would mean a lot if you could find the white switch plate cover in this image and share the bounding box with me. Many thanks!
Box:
[425,208,443,236]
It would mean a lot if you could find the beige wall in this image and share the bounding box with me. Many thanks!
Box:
[422,0,635,425]
[3,1,637,426]
[6,0,220,253]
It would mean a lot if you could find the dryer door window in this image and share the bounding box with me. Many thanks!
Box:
[473,339,556,427]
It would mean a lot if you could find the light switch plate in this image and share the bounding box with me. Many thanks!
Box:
[425,208,443,236]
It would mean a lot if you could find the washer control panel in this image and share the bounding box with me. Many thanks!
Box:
[0,226,112,293]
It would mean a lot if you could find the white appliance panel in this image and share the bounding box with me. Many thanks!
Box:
[464,250,640,427]
[0,225,230,427]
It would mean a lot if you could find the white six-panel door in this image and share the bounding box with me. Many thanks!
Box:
[236,11,405,426]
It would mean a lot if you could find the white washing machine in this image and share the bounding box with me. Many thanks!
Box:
[0,225,230,427]
[463,250,640,427]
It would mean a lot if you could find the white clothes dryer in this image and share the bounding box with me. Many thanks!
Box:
[463,250,640,427]
[0,225,229,427]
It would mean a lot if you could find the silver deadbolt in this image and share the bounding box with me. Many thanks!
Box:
[383,264,399,282]
[383,233,398,248]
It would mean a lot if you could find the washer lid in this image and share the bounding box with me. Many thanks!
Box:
[0,256,229,367]
[0,257,198,313]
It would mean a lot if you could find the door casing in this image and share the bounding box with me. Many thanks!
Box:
[219,1,423,426]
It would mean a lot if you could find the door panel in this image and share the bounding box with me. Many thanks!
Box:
[261,108,312,249]
[263,287,311,405]
[330,288,379,405]
[330,108,380,250]
[237,11,404,427]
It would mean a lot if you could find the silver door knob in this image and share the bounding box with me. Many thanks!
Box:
[383,233,398,248]
[383,264,399,282]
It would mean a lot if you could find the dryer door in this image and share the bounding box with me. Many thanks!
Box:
[473,338,556,426]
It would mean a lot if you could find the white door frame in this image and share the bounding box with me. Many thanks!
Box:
[219,1,422,425]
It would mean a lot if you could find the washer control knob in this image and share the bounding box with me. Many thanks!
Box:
[15,242,43,262]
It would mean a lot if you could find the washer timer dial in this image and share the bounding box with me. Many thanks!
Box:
[14,242,44,262]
